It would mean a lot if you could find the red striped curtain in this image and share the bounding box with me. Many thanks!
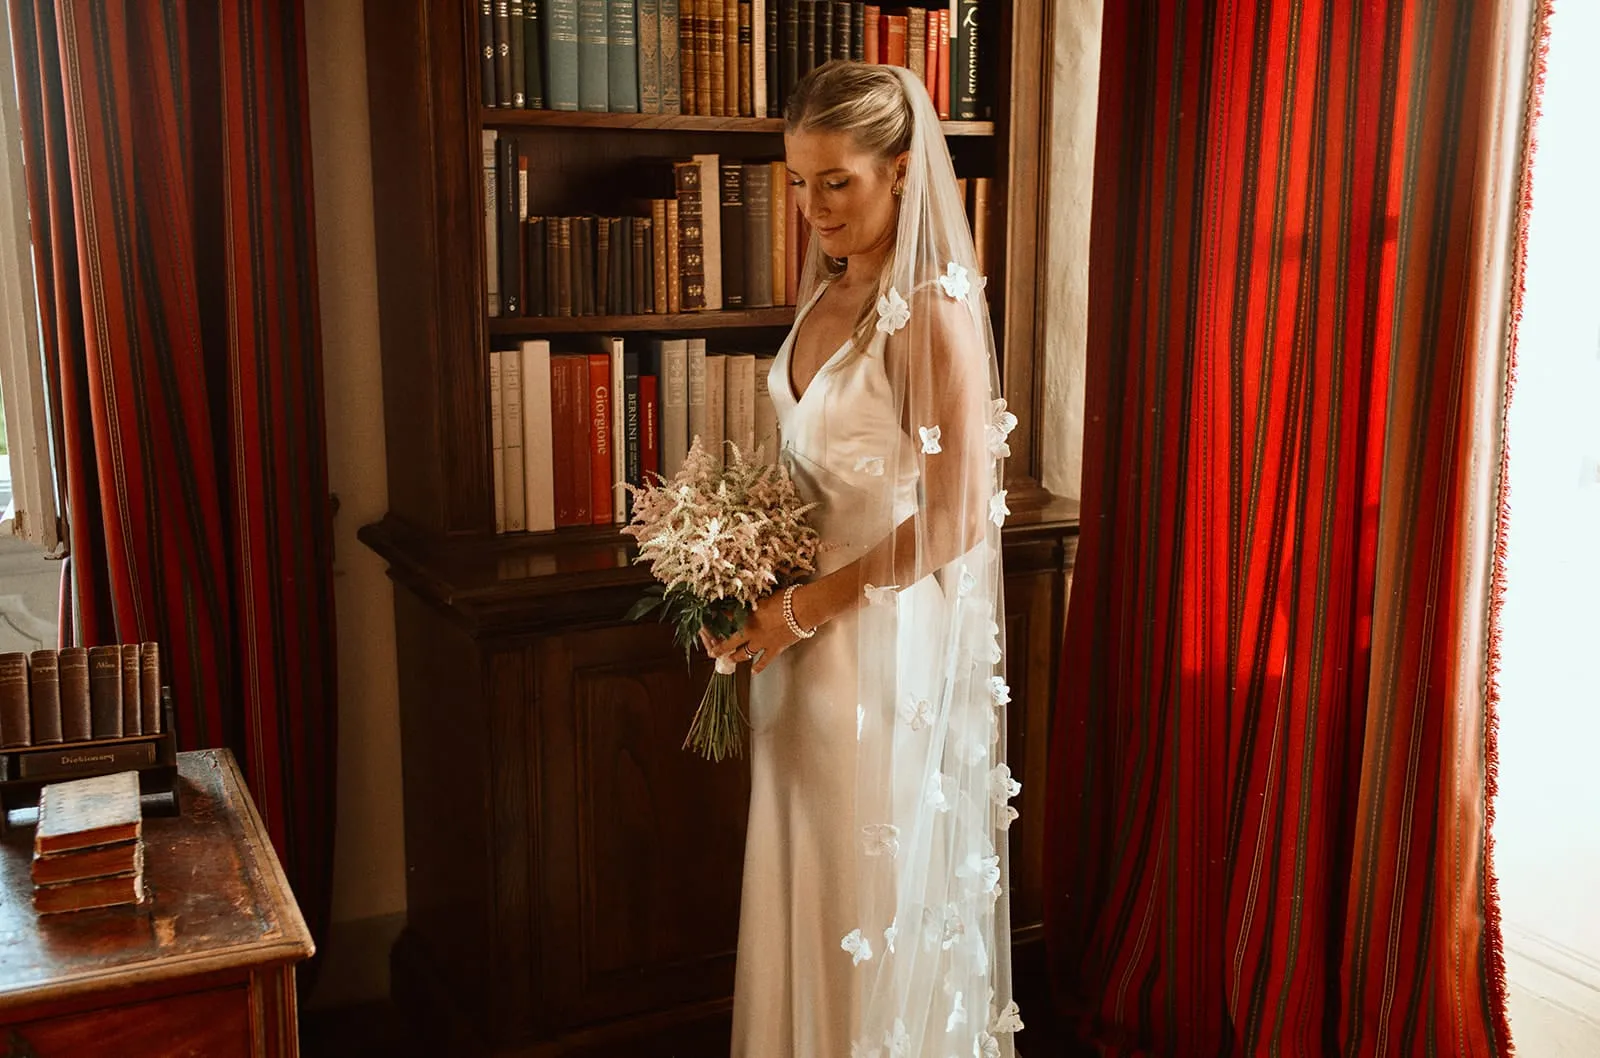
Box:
[8,0,337,950]
[1044,2,1544,1054]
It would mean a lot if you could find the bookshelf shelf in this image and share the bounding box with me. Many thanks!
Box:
[480,109,996,137]
[488,307,797,335]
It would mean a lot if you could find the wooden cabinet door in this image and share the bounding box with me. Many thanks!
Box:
[0,986,252,1057]
[529,622,751,1030]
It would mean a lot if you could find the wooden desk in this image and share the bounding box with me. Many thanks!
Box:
[0,749,313,1057]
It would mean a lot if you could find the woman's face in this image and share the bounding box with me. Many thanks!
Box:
[784,128,905,263]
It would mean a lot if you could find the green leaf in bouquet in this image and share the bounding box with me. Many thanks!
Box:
[624,586,667,623]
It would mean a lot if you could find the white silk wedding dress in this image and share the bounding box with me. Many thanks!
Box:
[730,287,943,1057]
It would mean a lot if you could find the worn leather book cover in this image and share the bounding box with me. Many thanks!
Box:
[34,770,143,856]
[34,866,144,914]
[32,838,142,887]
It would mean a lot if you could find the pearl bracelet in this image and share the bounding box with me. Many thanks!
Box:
[782,585,817,640]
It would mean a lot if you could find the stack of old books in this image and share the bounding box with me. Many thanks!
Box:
[31,770,145,914]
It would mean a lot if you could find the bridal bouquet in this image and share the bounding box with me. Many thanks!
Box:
[624,438,820,762]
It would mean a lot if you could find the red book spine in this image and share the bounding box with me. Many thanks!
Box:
[552,356,577,527]
[936,9,950,119]
[640,374,661,481]
[924,10,938,99]
[588,353,613,524]
[864,5,880,64]
[884,14,907,66]
[554,357,594,527]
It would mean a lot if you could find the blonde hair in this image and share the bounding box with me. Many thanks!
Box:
[784,60,913,352]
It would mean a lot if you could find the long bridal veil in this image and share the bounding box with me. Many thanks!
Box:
[797,64,1021,1058]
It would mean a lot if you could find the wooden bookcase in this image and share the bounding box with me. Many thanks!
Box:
[359,2,1076,1054]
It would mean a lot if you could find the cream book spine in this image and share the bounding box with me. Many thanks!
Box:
[502,346,527,532]
[521,339,555,532]
[704,353,727,470]
[490,350,506,532]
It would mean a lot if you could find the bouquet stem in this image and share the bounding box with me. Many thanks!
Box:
[683,656,746,762]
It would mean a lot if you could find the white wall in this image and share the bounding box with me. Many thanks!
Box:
[1039,0,1100,502]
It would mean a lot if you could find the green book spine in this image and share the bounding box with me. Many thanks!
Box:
[578,0,610,112]
[545,0,581,110]
[638,0,662,112]
[607,0,640,112]
[659,0,682,113]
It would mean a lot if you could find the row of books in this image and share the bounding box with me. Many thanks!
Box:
[490,337,778,533]
[479,0,992,120]
[33,771,146,914]
[484,139,992,317]
[0,644,163,749]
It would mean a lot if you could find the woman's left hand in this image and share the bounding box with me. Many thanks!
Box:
[703,597,802,676]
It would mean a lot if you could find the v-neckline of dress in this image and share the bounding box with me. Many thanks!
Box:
[784,285,854,405]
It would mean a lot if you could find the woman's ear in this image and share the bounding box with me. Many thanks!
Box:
[895,151,910,186]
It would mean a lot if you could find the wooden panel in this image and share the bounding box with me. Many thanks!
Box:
[997,0,1056,497]
[390,590,494,1028]
[535,624,749,1029]
[363,0,490,534]
[2,986,251,1057]
[487,648,536,1039]
[1003,568,1060,935]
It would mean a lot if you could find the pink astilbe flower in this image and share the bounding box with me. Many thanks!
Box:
[623,439,821,761]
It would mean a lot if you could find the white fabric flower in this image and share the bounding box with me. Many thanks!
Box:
[956,732,990,766]
[988,676,1011,707]
[899,695,934,731]
[958,565,978,597]
[884,918,899,954]
[947,991,968,1032]
[861,823,901,858]
[926,772,954,813]
[997,804,1020,831]
[988,763,1021,804]
[919,425,943,454]
[842,928,874,965]
[979,620,1003,664]
[876,287,911,334]
[989,490,1010,526]
[975,1031,1001,1058]
[864,583,900,606]
[854,454,887,476]
[884,1018,910,1057]
[923,904,965,951]
[958,852,1002,895]
[992,1000,1024,1033]
[986,399,1018,458]
[938,260,972,301]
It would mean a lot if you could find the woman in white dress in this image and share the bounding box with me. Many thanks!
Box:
[706,60,1022,1057]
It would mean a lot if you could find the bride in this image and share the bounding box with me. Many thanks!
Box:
[706,60,1022,1058]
